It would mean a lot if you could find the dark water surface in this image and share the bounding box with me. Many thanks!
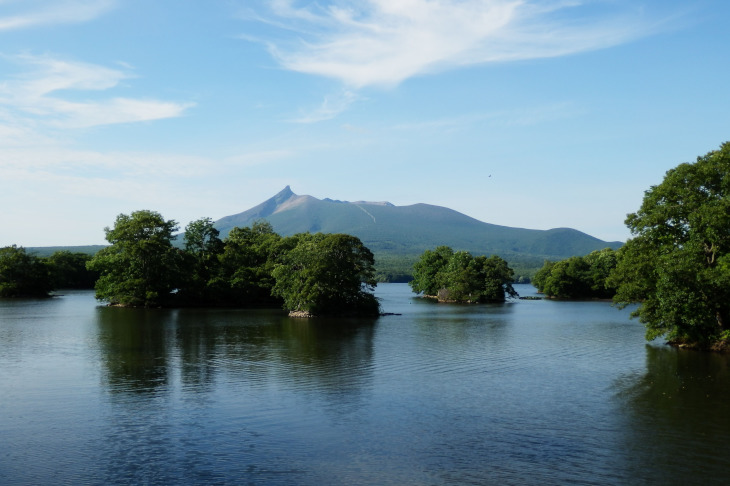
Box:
[2,284,730,485]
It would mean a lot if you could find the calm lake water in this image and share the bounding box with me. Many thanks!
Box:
[2,284,730,485]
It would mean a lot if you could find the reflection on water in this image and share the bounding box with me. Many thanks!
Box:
[615,345,730,484]
[96,306,175,392]
[96,306,377,400]
[93,306,379,485]
[2,285,730,485]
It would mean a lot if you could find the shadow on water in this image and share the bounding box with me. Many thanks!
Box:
[614,344,730,484]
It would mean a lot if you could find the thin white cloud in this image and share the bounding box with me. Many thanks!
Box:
[0,54,193,130]
[0,0,116,31]
[46,97,194,129]
[289,89,359,123]
[250,0,673,88]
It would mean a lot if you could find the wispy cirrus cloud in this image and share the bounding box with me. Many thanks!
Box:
[289,89,359,123]
[0,0,116,31]
[0,54,193,132]
[246,0,674,88]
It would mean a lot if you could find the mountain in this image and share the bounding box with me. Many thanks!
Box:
[24,187,621,282]
[216,187,622,279]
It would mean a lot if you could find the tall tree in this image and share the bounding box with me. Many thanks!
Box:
[479,254,519,302]
[217,220,284,306]
[180,217,224,303]
[46,250,97,289]
[272,233,379,316]
[612,142,730,346]
[409,245,454,296]
[541,256,591,299]
[87,210,182,307]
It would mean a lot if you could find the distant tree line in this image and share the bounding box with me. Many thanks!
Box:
[0,246,97,297]
[532,248,618,299]
[409,246,518,303]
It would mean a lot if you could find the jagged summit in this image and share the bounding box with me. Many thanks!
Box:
[216,187,395,233]
[213,187,622,264]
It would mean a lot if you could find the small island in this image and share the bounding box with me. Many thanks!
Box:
[409,246,518,303]
[85,213,380,317]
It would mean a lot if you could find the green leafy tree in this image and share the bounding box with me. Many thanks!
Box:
[46,250,98,289]
[272,233,379,316]
[409,245,453,296]
[410,246,517,303]
[479,254,519,302]
[533,249,617,299]
[541,256,591,298]
[217,220,284,306]
[87,210,183,307]
[584,248,618,298]
[441,250,481,301]
[180,217,224,303]
[0,245,53,297]
[531,260,555,293]
[611,142,730,346]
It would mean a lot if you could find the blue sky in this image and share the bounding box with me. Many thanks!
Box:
[1,0,728,246]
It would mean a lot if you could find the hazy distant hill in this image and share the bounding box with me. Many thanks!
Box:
[26,245,107,258]
[216,186,622,279]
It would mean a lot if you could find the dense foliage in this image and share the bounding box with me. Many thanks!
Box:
[46,251,98,289]
[409,246,518,303]
[215,220,287,307]
[272,233,380,316]
[532,248,617,299]
[0,245,54,297]
[87,210,183,307]
[0,246,98,297]
[83,211,379,315]
[611,142,730,347]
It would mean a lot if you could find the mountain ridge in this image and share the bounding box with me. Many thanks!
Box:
[214,187,622,278]
[25,187,621,281]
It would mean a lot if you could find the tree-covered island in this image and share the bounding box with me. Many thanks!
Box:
[532,248,618,299]
[83,210,379,317]
[409,246,518,302]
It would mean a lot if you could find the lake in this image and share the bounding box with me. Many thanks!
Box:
[2,284,730,485]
